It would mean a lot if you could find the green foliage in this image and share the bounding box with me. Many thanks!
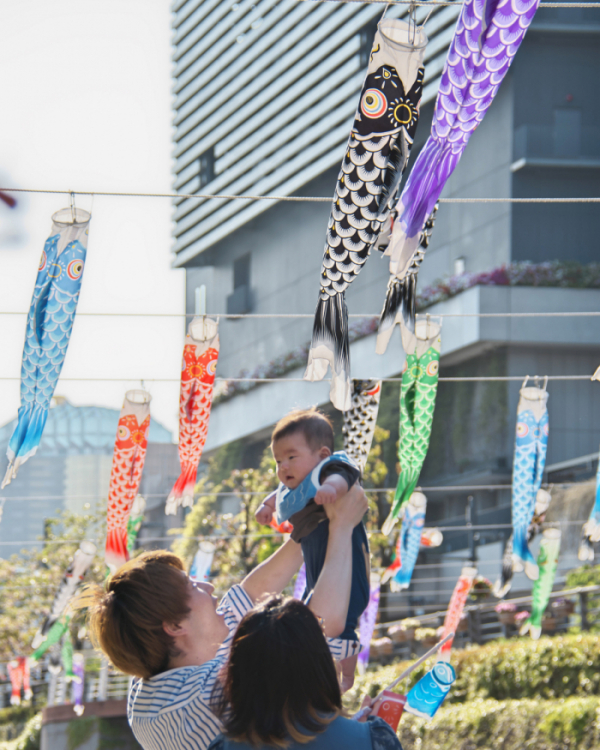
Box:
[173,448,281,593]
[344,633,600,713]
[0,712,41,750]
[0,506,106,661]
[397,696,600,750]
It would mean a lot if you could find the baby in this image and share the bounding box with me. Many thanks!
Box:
[255,408,370,691]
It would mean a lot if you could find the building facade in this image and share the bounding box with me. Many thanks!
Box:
[171,0,600,611]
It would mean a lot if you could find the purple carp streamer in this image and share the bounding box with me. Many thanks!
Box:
[305,19,428,411]
[377,0,540,352]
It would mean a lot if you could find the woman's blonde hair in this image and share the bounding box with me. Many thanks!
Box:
[82,550,190,679]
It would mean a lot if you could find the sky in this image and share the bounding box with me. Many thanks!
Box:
[0,1,184,439]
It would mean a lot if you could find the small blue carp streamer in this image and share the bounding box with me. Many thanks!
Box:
[494,488,551,598]
[2,208,90,487]
[305,19,428,410]
[579,447,600,562]
[390,491,427,591]
[510,383,549,580]
[377,0,541,352]
[189,541,216,582]
[405,661,456,718]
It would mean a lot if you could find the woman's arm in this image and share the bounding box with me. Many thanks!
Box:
[241,535,303,604]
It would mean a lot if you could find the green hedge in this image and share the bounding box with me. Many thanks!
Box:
[0,713,41,750]
[397,697,600,750]
[344,633,600,711]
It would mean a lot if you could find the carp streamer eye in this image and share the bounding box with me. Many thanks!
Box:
[516,422,529,438]
[361,88,387,119]
[117,424,131,441]
[67,260,84,280]
[393,102,414,125]
[48,263,62,279]
[39,251,47,272]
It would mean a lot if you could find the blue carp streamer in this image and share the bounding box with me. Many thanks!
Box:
[510,383,549,580]
[2,208,90,487]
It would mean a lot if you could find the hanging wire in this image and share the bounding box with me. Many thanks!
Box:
[1,187,599,203]
[0,310,598,318]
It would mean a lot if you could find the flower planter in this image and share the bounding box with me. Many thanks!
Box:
[542,616,556,632]
[498,612,516,626]
[388,625,409,643]
[456,615,469,632]
[551,599,575,618]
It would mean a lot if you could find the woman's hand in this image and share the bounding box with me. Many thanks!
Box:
[355,694,383,722]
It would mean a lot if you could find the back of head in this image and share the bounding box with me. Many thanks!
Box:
[223,597,342,747]
[85,550,190,679]
[271,408,334,453]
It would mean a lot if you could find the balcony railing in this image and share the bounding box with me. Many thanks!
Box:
[514,124,600,162]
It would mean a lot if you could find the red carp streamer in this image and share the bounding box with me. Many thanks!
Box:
[105,390,151,572]
[166,318,219,515]
[439,566,477,658]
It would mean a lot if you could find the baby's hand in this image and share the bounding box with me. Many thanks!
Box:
[255,503,274,526]
[315,484,337,505]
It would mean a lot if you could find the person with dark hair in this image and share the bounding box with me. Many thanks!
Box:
[256,407,370,691]
[83,485,368,750]
[210,596,403,750]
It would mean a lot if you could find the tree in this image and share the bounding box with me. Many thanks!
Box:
[0,506,106,661]
[172,449,282,594]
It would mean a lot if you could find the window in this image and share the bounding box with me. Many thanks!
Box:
[227,253,252,315]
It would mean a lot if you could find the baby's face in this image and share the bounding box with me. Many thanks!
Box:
[272,432,328,489]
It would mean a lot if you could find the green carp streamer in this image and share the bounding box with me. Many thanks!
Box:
[383,319,441,535]
[520,528,561,640]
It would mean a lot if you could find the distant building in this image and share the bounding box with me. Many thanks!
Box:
[0,397,180,559]
[171,2,600,610]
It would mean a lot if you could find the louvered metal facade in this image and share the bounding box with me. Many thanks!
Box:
[170,0,460,267]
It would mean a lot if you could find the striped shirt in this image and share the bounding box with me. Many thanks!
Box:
[127,584,359,750]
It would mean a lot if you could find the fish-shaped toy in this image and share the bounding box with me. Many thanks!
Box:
[439,566,477,657]
[31,541,96,650]
[494,488,551,598]
[105,390,151,573]
[189,541,216,582]
[579,447,600,562]
[382,318,441,535]
[293,563,307,600]
[72,653,85,715]
[358,575,381,674]
[405,661,456,719]
[388,492,426,591]
[305,18,428,411]
[511,382,549,580]
[166,317,219,515]
[2,208,91,487]
[376,204,438,354]
[31,615,71,662]
[520,528,561,640]
[342,380,382,471]
[7,658,31,705]
[381,0,541,334]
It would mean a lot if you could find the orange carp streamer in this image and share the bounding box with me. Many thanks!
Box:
[105,390,151,572]
[439,566,476,659]
[166,318,219,515]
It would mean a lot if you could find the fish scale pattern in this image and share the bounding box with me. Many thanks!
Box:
[391,493,426,591]
[440,567,476,655]
[511,397,549,579]
[166,326,219,515]
[105,402,151,572]
[383,341,440,535]
[579,451,600,562]
[520,530,560,639]
[387,0,541,292]
[305,19,427,412]
[342,380,382,471]
[3,215,90,488]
